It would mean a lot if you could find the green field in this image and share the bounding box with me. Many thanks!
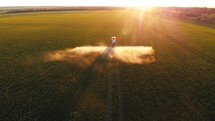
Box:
[0,10,215,121]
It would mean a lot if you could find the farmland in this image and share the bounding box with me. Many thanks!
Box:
[0,9,215,121]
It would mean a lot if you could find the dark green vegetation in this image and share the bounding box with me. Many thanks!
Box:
[0,9,214,121]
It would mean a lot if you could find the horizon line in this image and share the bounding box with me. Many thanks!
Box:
[0,5,214,8]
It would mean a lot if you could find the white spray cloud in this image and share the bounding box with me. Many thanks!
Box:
[113,46,155,64]
[44,46,155,68]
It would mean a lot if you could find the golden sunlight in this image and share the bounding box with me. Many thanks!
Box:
[120,0,214,8]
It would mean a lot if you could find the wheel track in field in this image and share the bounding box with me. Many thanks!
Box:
[117,61,124,121]
[107,62,113,121]
[107,60,124,121]
[156,50,206,120]
[155,30,215,64]
[155,41,213,119]
[150,30,214,120]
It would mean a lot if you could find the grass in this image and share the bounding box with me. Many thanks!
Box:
[0,10,214,121]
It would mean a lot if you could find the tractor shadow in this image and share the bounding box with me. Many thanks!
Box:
[42,46,114,121]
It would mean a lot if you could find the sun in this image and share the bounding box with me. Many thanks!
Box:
[133,1,155,7]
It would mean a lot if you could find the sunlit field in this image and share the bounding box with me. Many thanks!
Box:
[0,9,214,121]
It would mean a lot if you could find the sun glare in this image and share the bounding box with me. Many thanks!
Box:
[127,1,155,7]
[120,0,215,8]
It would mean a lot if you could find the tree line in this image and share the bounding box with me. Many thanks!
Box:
[0,6,126,14]
[154,7,215,23]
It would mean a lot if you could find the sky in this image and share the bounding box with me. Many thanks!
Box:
[0,0,214,7]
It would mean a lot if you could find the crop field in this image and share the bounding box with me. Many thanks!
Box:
[0,9,214,121]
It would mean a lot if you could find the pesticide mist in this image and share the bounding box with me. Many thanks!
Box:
[44,46,155,68]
